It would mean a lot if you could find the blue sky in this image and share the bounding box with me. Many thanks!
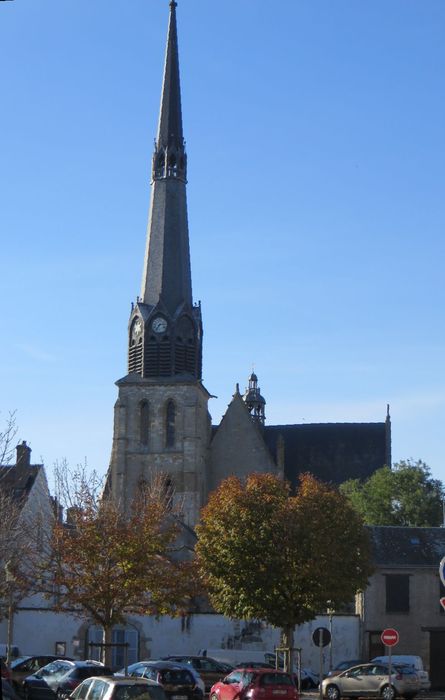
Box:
[1,0,444,487]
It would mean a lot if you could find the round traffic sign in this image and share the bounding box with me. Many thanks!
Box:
[381,628,399,647]
[312,627,331,647]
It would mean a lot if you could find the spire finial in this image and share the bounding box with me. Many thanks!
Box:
[170,1,177,8]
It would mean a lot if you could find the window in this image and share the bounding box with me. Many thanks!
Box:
[385,574,410,612]
[115,687,165,700]
[73,679,95,700]
[140,401,149,446]
[166,400,175,447]
[225,672,243,685]
[89,680,108,700]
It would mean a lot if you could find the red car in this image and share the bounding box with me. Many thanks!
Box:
[210,668,298,700]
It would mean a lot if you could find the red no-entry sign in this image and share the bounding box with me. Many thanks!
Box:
[381,628,399,647]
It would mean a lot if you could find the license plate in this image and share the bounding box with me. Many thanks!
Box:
[171,696,187,699]
[272,691,287,695]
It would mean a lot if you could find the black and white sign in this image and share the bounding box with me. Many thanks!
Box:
[312,626,331,647]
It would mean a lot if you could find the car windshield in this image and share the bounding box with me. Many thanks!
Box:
[259,673,294,686]
[159,671,193,685]
[37,662,72,679]
[115,686,166,700]
[12,657,31,668]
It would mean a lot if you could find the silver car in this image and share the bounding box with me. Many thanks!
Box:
[322,663,420,700]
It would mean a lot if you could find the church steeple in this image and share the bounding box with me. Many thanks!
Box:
[129,1,202,380]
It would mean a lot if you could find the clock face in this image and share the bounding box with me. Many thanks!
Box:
[152,317,168,334]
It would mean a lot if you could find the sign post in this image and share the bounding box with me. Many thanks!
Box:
[381,628,399,695]
[313,627,331,700]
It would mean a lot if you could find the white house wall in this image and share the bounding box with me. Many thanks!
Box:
[0,610,359,673]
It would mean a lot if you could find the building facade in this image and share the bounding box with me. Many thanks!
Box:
[358,526,445,689]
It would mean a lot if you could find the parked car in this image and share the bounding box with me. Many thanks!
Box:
[1,657,12,682]
[3,679,21,700]
[321,662,420,700]
[370,656,430,692]
[296,669,319,690]
[23,660,76,700]
[116,661,205,696]
[11,656,73,692]
[161,656,232,693]
[124,661,202,700]
[70,676,166,700]
[327,661,365,678]
[52,662,112,700]
[210,668,298,700]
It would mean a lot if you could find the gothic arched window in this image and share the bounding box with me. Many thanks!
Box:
[140,401,149,446]
[166,400,175,447]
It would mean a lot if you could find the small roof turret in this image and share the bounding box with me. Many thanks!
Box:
[243,369,266,425]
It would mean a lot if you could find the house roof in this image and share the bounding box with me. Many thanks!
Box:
[263,422,388,489]
[0,463,41,503]
[369,525,445,568]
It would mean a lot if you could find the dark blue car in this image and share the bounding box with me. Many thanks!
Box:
[23,660,75,700]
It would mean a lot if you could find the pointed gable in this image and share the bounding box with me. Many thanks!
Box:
[209,389,281,492]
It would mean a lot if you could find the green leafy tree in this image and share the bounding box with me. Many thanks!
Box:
[340,460,445,526]
[195,472,372,670]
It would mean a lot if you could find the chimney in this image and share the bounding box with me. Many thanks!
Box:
[16,440,31,467]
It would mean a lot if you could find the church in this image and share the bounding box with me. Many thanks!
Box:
[106,0,390,528]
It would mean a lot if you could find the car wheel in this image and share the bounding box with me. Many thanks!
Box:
[210,694,218,700]
[326,685,341,700]
[381,685,396,700]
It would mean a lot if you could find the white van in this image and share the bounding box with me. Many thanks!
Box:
[371,655,430,691]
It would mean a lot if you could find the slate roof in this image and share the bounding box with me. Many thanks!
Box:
[369,525,445,568]
[0,463,41,504]
[263,422,389,489]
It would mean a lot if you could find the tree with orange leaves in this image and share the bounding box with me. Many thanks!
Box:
[195,472,372,670]
[48,463,196,666]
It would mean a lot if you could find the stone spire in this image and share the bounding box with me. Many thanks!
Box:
[140,0,192,313]
[128,1,202,380]
[156,1,184,160]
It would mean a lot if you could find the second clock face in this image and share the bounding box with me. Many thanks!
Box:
[152,317,167,333]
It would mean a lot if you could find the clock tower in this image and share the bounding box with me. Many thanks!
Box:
[107,1,211,526]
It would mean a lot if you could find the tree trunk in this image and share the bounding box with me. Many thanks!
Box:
[281,625,294,673]
[103,626,113,668]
